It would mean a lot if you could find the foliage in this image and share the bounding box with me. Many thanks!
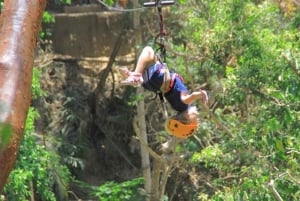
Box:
[32,68,47,99]
[91,177,145,201]
[42,11,55,24]
[48,0,72,5]
[0,123,12,152]
[104,0,114,6]
[55,96,86,171]
[40,0,71,39]
[2,0,300,200]
[61,0,72,4]
[158,0,300,200]
[3,68,71,201]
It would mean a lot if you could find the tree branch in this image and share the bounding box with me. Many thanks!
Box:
[268,179,284,201]
[199,102,234,137]
[133,116,162,161]
[283,51,300,79]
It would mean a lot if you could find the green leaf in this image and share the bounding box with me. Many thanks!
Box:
[0,123,12,151]
[265,118,281,132]
[275,139,284,152]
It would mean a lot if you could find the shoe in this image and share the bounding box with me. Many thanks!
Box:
[120,73,143,86]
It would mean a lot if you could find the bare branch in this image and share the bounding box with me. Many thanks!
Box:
[286,171,300,185]
[199,102,234,137]
[283,51,300,79]
[268,179,284,201]
[133,116,162,161]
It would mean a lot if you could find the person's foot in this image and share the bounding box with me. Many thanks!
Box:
[119,67,130,79]
[120,73,143,86]
[119,67,142,77]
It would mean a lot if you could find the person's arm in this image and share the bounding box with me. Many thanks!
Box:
[181,90,208,105]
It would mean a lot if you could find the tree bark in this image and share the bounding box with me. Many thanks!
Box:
[135,89,152,200]
[0,0,46,192]
[132,0,152,199]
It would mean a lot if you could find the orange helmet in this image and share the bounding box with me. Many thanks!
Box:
[164,118,198,139]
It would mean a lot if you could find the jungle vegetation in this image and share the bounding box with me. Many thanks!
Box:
[0,0,299,200]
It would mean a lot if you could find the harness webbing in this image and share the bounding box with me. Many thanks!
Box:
[159,66,171,93]
[158,64,174,120]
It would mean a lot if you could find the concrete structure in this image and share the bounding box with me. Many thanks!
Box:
[52,5,133,57]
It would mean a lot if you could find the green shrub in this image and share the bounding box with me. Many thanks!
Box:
[92,177,145,201]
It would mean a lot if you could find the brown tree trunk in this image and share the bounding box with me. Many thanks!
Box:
[0,0,46,192]
[132,0,152,199]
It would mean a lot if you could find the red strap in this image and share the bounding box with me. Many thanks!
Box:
[165,73,177,93]
[176,74,184,82]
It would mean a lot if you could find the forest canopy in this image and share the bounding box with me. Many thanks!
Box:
[0,0,299,200]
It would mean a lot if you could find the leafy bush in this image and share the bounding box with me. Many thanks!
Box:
[166,0,300,200]
[3,67,71,200]
[92,177,145,201]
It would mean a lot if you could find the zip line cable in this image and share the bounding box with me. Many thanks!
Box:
[96,0,146,12]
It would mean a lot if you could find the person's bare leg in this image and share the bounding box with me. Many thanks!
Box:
[134,46,157,73]
[120,46,157,85]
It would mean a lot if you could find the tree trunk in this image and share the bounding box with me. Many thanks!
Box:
[132,0,152,198]
[0,0,46,192]
[135,88,152,200]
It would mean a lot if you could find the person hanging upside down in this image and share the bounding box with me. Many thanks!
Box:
[120,46,208,138]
